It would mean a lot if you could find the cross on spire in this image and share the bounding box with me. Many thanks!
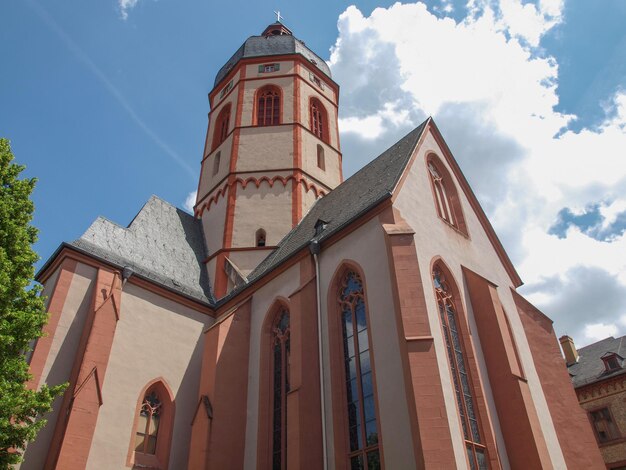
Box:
[274,10,283,23]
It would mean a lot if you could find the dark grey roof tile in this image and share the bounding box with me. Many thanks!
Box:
[567,336,626,388]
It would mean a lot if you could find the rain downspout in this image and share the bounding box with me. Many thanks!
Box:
[309,238,328,470]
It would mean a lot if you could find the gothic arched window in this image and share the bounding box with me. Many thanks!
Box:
[339,271,380,469]
[272,309,290,469]
[432,265,487,470]
[427,155,468,235]
[212,104,231,151]
[257,86,281,126]
[135,391,161,455]
[310,98,328,143]
[128,380,174,469]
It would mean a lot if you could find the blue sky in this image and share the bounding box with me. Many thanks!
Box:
[2,0,625,346]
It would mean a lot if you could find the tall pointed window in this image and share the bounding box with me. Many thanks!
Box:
[135,391,161,455]
[310,98,328,143]
[427,155,468,235]
[128,380,174,469]
[257,86,281,126]
[212,104,231,151]
[339,271,380,469]
[272,309,290,469]
[432,266,487,470]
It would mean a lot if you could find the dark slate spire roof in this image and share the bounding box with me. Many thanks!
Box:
[65,196,212,304]
[567,335,626,388]
[233,119,429,296]
[214,32,332,88]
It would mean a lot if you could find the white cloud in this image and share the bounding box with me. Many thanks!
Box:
[584,323,618,343]
[183,190,197,213]
[330,1,626,347]
[119,0,139,20]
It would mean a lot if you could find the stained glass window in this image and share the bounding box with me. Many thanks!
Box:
[272,309,290,470]
[135,391,161,455]
[433,266,487,470]
[339,271,380,469]
[257,87,280,126]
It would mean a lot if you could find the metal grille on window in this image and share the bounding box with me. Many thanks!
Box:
[135,391,161,455]
[433,267,488,470]
[310,100,324,141]
[339,271,380,470]
[258,88,280,126]
[272,310,290,470]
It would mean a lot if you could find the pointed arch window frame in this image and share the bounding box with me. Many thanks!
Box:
[212,104,232,152]
[309,97,329,144]
[328,264,383,470]
[126,378,175,469]
[426,154,468,236]
[255,85,282,126]
[431,262,488,470]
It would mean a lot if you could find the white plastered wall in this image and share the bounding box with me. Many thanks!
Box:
[300,132,342,190]
[242,265,301,469]
[20,262,97,470]
[240,75,294,127]
[201,191,227,256]
[85,283,212,469]
[318,217,416,469]
[235,126,294,172]
[231,179,292,248]
[393,128,566,469]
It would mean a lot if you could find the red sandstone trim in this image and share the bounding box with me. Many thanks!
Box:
[463,266,548,468]
[257,297,291,469]
[28,258,78,390]
[45,267,122,469]
[195,174,326,217]
[327,261,385,469]
[125,378,175,469]
[512,289,606,469]
[380,209,455,469]
[431,259,501,469]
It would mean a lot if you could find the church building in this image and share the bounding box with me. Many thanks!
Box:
[22,21,605,469]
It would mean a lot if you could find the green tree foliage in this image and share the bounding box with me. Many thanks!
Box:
[0,139,66,467]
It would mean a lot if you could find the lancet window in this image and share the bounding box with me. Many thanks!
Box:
[272,309,290,469]
[257,86,281,126]
[212,105,231,151]
[135,391,161,455]
[427,156,467,235]
[432,266,487,470]
[339,271,380,469]
[310,98,328,143]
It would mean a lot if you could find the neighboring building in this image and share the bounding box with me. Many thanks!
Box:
[22,21,604,470]
[562,335,626,469]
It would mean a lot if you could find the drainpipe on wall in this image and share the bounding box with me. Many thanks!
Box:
[309,239,328,470]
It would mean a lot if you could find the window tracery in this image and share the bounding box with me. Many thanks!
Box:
[135,391,161,455]
[427,156,468,235]
[310,98,328,143]
[339,271,380,469]
[272,309,290,469]
[257,87,281,126]
[433,266,487,470]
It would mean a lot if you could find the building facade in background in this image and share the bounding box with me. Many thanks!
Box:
[22,22,604,469]
[562,335,626,469]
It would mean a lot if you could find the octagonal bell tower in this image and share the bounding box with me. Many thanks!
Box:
[194,21,342,298]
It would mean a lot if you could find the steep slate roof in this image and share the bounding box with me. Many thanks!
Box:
[214,32,332,88]
[567,335,626,388]
[50,196,213,304]
[236,119,429,295]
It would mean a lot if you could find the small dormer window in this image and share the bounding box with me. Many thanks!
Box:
[602,353,622,372]
[314,219,328,237]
